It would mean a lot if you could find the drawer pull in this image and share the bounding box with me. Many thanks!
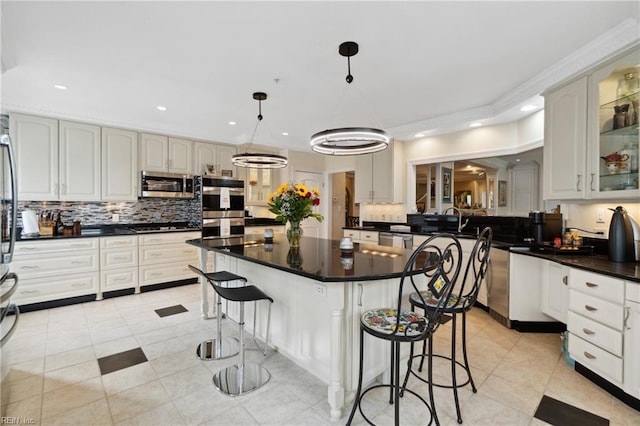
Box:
[584,305,597,312]
[625,306,631,330]
[21,290,38,294]
[113,241,128,246]
[150,253,163,257]
[585,282,598,288]
[114,277,127,282]
[183,250,192,254]
[584,351,596,360]
[71,283,86,288]
[71,261,87,265]
[562,276,568,285]
[20,265,38,269]
[582,328,595,335]
[70,244,89,248]
[150,272,162,277]
[19,247,38,251]
[113,256,128,261]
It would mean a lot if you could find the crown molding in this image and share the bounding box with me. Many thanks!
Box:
[390,17,640,141]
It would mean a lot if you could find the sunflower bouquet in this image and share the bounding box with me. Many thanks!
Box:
[267,182,323,225]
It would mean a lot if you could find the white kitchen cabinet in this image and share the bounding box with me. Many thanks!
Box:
[541,260,569,323]
[9,113,59,200]
[568,268,626,386]
[246,225,285,237]
[193,141,237,177]
[543,47,639,201]
[508,252,551,322]
[624,282,640,400]
[11,238,99,305]
[355,140,404,203]
[543,77,588,200]
[99,235,138,296]
[139,133,194,174]
[342,229,378,244]
[59,120,101,201]
[246,168,273,205]
[101,127,138,201]
[138,231,200,287]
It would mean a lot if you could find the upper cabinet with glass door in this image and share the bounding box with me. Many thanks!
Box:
[588,48,640,199]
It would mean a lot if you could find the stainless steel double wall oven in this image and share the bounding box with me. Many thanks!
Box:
[201,177,245,245]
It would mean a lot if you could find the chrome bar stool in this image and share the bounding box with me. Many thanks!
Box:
[346,234,463,426]
[403,227,492,424]
[195,268,247,361]
[190,265,273,396]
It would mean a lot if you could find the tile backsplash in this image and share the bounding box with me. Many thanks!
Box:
[17,178,202,228]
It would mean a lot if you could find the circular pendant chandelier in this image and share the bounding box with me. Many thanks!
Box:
[310,41,389,156]
[232,92,288,169]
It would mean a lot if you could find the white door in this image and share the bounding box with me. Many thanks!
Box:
[294,171,324,239]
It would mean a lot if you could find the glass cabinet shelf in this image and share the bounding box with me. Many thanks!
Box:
[600,125,639,136]
[600,89,639,110]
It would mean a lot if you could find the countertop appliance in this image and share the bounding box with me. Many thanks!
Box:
[202,176,245,246]
[486,246,510,327]
[608,206,638,262]
[1,131,20,417]
[379,232,413,249]
[140,170,194,199]
[529,211,563,244]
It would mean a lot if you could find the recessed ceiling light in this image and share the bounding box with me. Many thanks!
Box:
[466,165,472,169]
[469,122,482,128]
[282,132,289,136]
[53,84,67,90]
[228,121,236,125]
[156,106,167,111]
[520,104,537,112]
[516,158,521,162]
[414,133,425,138]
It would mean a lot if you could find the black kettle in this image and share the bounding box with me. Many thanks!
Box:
[608,206,634,262]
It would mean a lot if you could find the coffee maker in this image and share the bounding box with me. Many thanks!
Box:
[529,211,563,244]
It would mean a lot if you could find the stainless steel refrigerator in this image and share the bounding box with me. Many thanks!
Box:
[0,122,20,412]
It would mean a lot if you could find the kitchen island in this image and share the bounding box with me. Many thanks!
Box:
[186,235,423,420]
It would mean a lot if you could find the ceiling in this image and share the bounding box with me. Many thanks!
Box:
[2,2,639,153]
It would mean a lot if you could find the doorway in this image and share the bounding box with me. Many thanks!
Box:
[328,171,357,240]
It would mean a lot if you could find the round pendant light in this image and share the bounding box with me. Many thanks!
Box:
[310,41,389,156]
[232,92,288,169]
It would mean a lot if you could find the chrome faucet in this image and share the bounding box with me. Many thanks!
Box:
[441,206,469,233]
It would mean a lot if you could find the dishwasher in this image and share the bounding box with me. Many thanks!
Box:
[486,246,510,327]
[379,232,413,248]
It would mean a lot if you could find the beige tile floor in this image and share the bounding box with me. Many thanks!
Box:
[2,283,639,425]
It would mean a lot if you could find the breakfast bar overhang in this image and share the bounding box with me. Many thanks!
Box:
[186,235,419,420]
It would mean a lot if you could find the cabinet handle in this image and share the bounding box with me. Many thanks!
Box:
[590,173,595,191]
[112,241,128,246]
[584,305,597,312]
[183,250,192,254]
[583,351,596,360]
[150,253,162,257]
[70,244,89,248]
[61,183,66,194]
[114,277,127,282]
[358,283,363,307]
[585,282,598,288]
[562,276,568,285]
[150,272,162,277]
[20,265,38,269]
[582,328,595,335]
[576,174,581,191]
[19,247,38,251]
[624,306,631,330]
[113,256,128,261]
[71,261,87,265]
[71,283,86,288]
[21,290,39,294]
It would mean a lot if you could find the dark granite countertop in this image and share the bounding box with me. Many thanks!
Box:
[244,218,284,227]
[510,248,640,283]
[186,235,418,283]
[17,223,200,241]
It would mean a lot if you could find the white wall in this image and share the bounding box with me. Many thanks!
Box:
[560,202,640,239]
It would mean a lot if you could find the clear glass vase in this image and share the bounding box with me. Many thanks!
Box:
[286,221,303,247]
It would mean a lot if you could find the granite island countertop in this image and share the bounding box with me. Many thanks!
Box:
[187,234,422,282]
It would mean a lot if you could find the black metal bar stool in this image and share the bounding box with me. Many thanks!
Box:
[346,233,463,426]
[196,269,247,361]
[190,265,273,396]
[403,227,492,424]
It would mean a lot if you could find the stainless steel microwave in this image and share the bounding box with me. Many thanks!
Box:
[140,171,194,199]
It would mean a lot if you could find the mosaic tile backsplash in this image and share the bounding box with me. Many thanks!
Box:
[16,178,202,228]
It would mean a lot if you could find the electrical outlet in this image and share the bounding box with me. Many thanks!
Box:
[596,208,605,223]
[112,213,119,222]
[315,284,327,297]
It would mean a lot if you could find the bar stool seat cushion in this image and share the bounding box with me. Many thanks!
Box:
[361,309,428,340]
[204,270,247,283]
[211,282,273,304]
[410,291,465,312]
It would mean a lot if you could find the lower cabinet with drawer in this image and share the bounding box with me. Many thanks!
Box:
[138,231,200,287]
[11,239,100,306]
[342,229,379,244]
[99,235,139,297]
[568,268,626,387]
